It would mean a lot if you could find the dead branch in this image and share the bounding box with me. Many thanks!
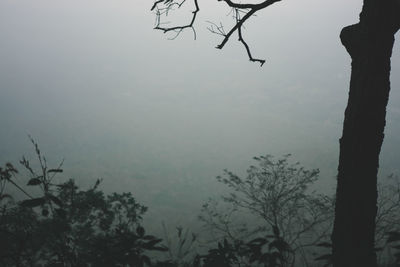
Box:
[152,0,282,66]
[153,0,199,40]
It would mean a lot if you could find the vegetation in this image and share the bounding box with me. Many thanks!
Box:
[152,0,400,265]
[1,139,400,266]
[200,155,333,266]
[0,138,169,267]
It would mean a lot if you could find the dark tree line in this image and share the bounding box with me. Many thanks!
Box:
[2,141,400,266]
[0,139,168,267]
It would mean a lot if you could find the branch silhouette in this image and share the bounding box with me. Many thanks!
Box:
[152,0,282,66]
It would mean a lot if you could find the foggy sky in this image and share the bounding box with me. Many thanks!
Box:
[0,0,399,226]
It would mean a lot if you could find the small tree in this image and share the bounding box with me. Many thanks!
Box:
[0,138,169,267]
[374,175,400,265]
[200,154,333,266]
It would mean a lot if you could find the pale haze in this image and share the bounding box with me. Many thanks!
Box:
[0,0,399,228]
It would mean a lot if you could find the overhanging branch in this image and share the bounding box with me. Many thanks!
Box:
[153,0,199,40]
[152,0,282,66]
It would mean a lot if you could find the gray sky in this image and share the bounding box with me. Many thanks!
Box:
[0,0,399,226]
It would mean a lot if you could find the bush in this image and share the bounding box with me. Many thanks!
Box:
[0,138,168,267]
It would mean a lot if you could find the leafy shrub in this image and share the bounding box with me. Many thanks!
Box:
[0,138,168,267]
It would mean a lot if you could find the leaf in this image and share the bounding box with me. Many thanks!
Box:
[143,235,157,240]
[143,239,163,249]
[47,194,63,206]
[48,169,63,173]
[27,177,42,186]
[42,208,49,217]
[21,197,46,208]
[248,237,267,245]
[5,162,18,173]
[249,253,259,263]
[269,239,290,252]
[136,226,145,237]
[141,255,151,266]
[224,238,229,248]
[55,208,67,219]
[0,194,13,201]
[259,253,270,263]
[150,246,169,251]
[270,251,285,263]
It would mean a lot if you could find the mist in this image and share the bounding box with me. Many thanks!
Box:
[1,0,400,229]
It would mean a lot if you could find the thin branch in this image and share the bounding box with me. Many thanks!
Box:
[237,15,265,66]
[152,0,282,66]
[213,0,281,64]
[6,178,33,199]
[206,21,226,36]
[153,0,200,40]
[215,8,256,50]
[151,0,166,11]
[218,0,280,10]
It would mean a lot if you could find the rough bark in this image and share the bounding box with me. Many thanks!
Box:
[332,1,399,266]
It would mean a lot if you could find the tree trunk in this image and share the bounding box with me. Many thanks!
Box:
[332,1,399,266]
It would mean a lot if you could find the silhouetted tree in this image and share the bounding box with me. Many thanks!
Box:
[199,228,292,267]
[375,175,400,251]
[331,2,400,266]
[199,155,333,266]
[152,1,400,266]
[0,139,169,267]
[4,140,400,265]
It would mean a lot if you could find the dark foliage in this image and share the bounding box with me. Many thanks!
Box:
[2,140,400,266]
[0,139,169,267]
[0,177,170,267]
[200,155,333,266]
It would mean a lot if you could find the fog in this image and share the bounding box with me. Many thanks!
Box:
[1,0,399,228]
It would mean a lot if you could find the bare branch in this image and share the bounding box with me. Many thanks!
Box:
[153,0,200,40]
[201,155,333,264]
[152,0,282,66]
[206,21,226,37]
[219,0,280,10]
[236,11,266,66]
[214,8,256,50]
[214,0,281,64]
[151,0,164,11]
